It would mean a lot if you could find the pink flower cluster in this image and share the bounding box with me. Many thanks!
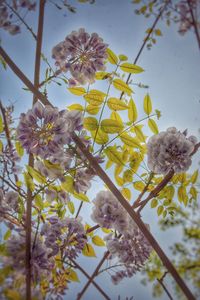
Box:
[52,28,108,85]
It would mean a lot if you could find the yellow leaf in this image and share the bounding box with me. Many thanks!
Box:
[101,119,123,134]
[73,192,90,202]
[67,269,80,282]
[113,79,133,95]
[151,198,158,208]
[95,71,111,80]
[120,62,144,74]
[133,125,146,142]
[133,181,145,191]
[92,235,105,246]
[67,103,84,111]
[118,54,128,61]
[107,97,129,110]
[110,111,123,125]
[191,170,198,184]
[68,86,86,95]
[15,141,24,157]
[101,227,111,233]
[67,201,75,214]
[86,105,100,115]
[121,187,131,201]
[106,48,118,65]
[84,117,98,131]
[0,115,3,133]
[84,90,105,106]
[61,176,74,193]
[157,205,164,216]
[23,172,35,191]
[0,140,3,152]
[104,146,123,165]
[5,290,21,300]
[178,186,187,204]
[120,133,141,149]
[143,94,152,115]
[189,186,197,200]
[123,169,133,183]
[82,243,96,257]
[106,160,113,169]
[155,29,162,36]
[91,129,109,145]
[128,98,138,123]
[148,118,159,134]
[26,165,46,184]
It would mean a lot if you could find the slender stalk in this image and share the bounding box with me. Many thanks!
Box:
[0,46,196,300]
[70,259,111,300]
[157,272,174,300]
[120,0,170,99]
[25,1,46,299]
[186,0,200,50]
[76,251,110,300]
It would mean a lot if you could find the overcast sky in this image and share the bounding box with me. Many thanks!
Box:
[0,1,200,299]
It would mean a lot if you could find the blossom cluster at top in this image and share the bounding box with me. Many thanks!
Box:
[52,28,108,85]
[16,101,83,159]
[0,0,36,35]
[176,0,200,35]
[147,127,198,174]
[91,190,152,284]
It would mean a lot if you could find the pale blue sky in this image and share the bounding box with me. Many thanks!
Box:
[0,1,200,299]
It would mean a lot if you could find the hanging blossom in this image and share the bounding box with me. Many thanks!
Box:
[0,1,36,35]
[73,167,96,194]
[0,144,21,177]
[105,225,152,285]
[16,101,83,158]
[41,216,87,259]
[91,190,129,233]
[0,189,19,221]
[147,127,198,175]
[52,28,108,85]
[176,0,200,35]
[3,231,54,282]
[44,188,70,204]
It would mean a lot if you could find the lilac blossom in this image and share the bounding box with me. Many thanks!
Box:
[52,28,108,85]
[16,101,83,158]
[0,144,21,177]
[3,231,54,282]
[41,216,87,259]
[91,190,129,233]
[0,189,19,220]
[73,167,95,193]
[105,226,152,285]
[0,1,36,35]
[147,127,197,174]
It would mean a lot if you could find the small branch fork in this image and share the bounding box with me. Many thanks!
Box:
[157,272,174,300]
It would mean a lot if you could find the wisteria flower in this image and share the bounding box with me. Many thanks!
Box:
[16,101,83,158]
[147,127,197,174]
[52,28,108,85]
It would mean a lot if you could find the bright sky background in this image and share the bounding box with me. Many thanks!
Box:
[0,0,200,299]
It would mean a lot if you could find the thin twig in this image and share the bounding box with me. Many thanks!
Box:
[186,0,200,50]
[157,271,174,300]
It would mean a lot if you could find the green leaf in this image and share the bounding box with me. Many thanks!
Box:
[189,186,197,200]
[143,94,152,115]
[148,118,159,134]
[101,119,123,134]
[0,56,7,70]
[104,146,123,165]
[91,129,109,145]
[83,117,98,131]
[178,186,187,204]
[15,141,24,157]
[23,172,35,191]
[190,170,198,184]
[121,187,131,201]
[73,192,90,202]
[151,199,158,208]
[106,48,118,65]
[67,201,75,214]
[4,229,11,241]
[120,62,144,74]
[157,205,164,216]
[82,243,96,257]
[107,97,129,110]
[26,165,46,184]
[34,194,44,210]
[61,176,74,193]
[118,54,128,61]
[68,86,86,95]
[113,79,133,95]
[92,235,105,246]
[128,98,138,123]
[0,140,3,152]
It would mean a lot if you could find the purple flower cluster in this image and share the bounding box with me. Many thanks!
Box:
[176,0,199,35]
[105,225,152,285]
[147,127,197,174]
[91,190,129,233]
[0,144,21,178]
[17,101,83,158]
[4,231,54,282]
[74,167,96,194]
[52,28,108,85]
[44,188,70,204]
[0,189,19,221]
[41,216,87,259]
[0,1,36,35]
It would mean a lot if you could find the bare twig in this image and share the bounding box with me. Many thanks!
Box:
[157,271,174,300]
[186,0,200,50]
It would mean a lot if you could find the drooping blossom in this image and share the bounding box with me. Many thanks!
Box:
[52,28,108,85]
[105,225,152,285]
[3,231,54,282]
[0,189,19,221]
[41,216,87,259]
[16,101,83,158]
[91,190,129,233]
[147,127,197,174]
[73,167,96,193]
[0,144,21,177]
[0,1,36,35]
